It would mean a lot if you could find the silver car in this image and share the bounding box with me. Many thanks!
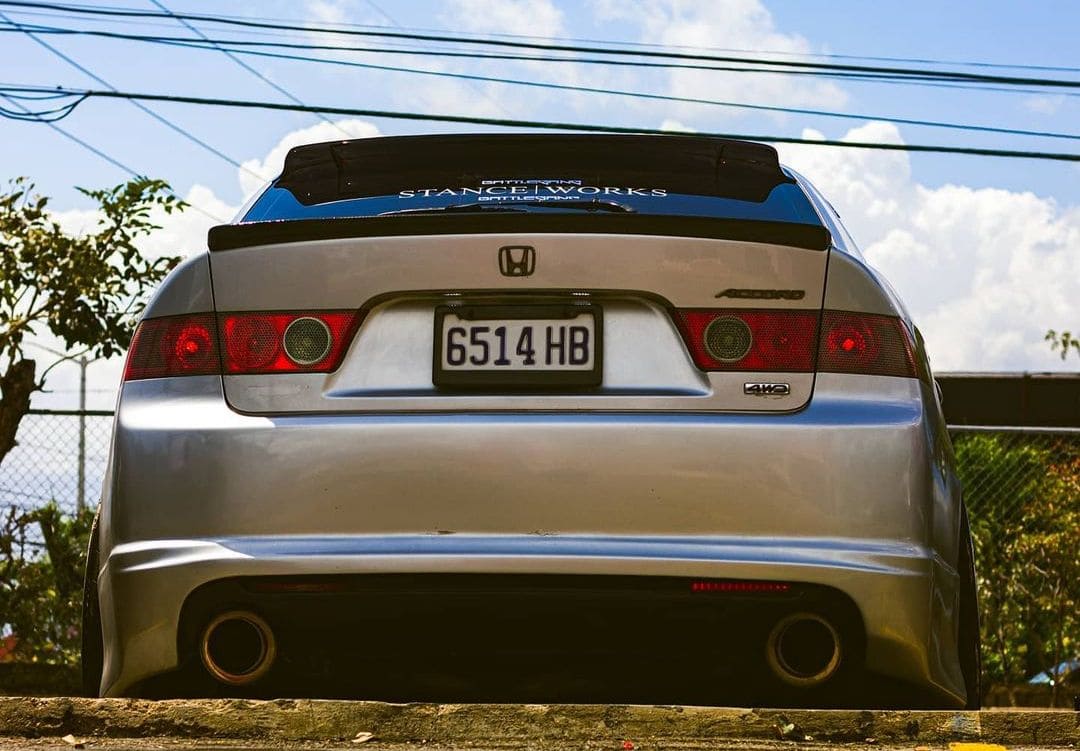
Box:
[83,134,979,708]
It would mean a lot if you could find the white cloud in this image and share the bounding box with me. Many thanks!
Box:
[51,183,238,262]
[1023,95,1066,115]
[238,118,381,197]
[589,0,848,120]
[440,0,565,39]
[419,0,579,118]
[660,118,696,132]
[780,123,1080,371]
[396,76,514,120]
[144,184,239,257]
[306,0,352,25]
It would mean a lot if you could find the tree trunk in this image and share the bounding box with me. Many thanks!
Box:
[0,358,37,466]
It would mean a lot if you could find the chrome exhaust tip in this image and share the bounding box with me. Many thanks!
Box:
[765,612,842,687]
[199,610,276,686]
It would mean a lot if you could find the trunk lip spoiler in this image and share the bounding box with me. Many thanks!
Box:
[207,215,831,252]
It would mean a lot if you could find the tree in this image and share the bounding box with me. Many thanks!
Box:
[0,501,95,664]
[957,432,1080,706]
[0,177,183,465]
[1045,330,1079,361]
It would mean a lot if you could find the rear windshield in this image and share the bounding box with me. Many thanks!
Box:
[242,135,822,226]
[244,179,820,225]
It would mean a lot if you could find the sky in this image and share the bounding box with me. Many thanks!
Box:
[0,0,1077,410]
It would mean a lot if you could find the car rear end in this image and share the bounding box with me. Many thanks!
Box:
[96,134,967,706]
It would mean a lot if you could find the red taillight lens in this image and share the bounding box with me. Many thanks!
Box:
[220,311,360,374]
[675,310,818,371]
[224,315,278,371]
[124,314,220,381]
[818,311,917,378]
[124,310,362,380]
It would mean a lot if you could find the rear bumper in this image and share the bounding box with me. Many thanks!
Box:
[98,374,965,703]
[100,534,947,699]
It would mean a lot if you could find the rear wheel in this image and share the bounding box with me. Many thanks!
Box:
[957,505,981,709]
[81,508,104,697]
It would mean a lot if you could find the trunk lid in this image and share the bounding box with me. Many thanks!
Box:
[206,134,830,414]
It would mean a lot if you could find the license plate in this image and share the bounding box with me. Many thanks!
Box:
[433,305,603,388]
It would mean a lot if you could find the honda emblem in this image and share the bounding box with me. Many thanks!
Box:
[499,245,536,277]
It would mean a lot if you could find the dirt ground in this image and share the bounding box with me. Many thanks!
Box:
[3,741,1077,751]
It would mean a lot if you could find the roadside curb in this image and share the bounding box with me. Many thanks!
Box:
[1,698,1079,745]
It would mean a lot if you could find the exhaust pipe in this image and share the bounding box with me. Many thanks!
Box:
[199,610,276,686]
[765,612,842,687]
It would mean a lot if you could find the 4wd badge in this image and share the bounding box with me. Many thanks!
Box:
[744,382,791,396]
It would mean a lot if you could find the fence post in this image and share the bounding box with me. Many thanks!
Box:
[77,356,87,513]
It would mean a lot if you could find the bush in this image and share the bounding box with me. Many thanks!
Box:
[955,433,1080,706]
[0,502,94,665]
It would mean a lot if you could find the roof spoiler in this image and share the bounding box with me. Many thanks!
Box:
[274,133,791,206]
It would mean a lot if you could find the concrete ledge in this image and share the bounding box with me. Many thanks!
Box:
[1,698,1079,745]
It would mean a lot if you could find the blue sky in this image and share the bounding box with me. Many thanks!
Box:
[2,0,1077,208]
[1,0,1077,409]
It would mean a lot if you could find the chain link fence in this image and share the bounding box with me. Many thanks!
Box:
[952,426,1080,526]
[951,426,1080,704]
[0,410,113,514]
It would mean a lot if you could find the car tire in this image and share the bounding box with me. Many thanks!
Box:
[81,508,104,697]
[957,504,981,709]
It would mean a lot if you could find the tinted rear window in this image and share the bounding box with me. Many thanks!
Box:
[242,134,822,226]
[244,180,817,224]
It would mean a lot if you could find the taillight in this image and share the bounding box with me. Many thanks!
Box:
[220,311,359,374]
[818,311,917,378]
[674,308,919,378]
[675,310,818,371]
[123,314,220,380]
[123,311,361,380]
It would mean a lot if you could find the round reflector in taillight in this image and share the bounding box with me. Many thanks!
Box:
[172,322,215,372]
[703,315,753,362]
[283,317,332,365]
[225,316,278,371]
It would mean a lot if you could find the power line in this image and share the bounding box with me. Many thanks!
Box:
[0,91,226,223]
[0,88,84,120]
[358,0,514,118]
[13,0,1080,75]
[4,84,1077,162]
[251,9,1080,76]
[5,22,1078,103]
[0,9,266,184]
[5,24,1075,142]
[2,1,1079,90]
[146,0,351,139]
[1,92,137,172]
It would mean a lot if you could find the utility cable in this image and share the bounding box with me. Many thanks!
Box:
[4,85,1076,162]
[146,0,351,139]
[4,23,1078,102]
[2,1,1079,90]
[0,9,266,183]
[5,24,1074,141]
[0,92,226,222]
[10,0,1080,75]
[358,0,514,118]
